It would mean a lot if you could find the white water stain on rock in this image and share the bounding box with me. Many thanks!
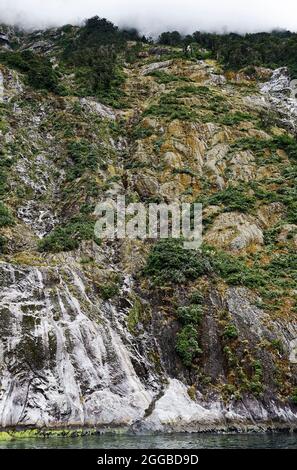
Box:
[261,67,297,132]
[0,263,153,428]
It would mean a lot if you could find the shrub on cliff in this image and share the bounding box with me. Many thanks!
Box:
[0,202,14,227]
[176,325,202,367]
[39,216,96,253]
[0,50,60,93]
[144,239,208,285]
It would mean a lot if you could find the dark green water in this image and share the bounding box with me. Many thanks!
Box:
[0,433,297,449]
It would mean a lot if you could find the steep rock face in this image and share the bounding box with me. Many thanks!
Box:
[0,32,297,432]
[0,262,156,428]
[0,260,296,431]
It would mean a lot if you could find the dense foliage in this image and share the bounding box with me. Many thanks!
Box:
[62,16,139,105]
[158,30,297,76]
[176,293,204,367]
[0,50,60,92]
[143,239,208,285]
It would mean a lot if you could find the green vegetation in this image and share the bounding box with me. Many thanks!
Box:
[219,111,254,126]
[158,31,183,46]
[99,283,119,300]
[144,86,206,120]
[0,151,14,198]
[220,307,265,398]
[66,139,106,181]
[208,244,297,300]
[173,85,210,96]
[158,30,297,77]
[149,70,191,84]
[127,298,142,334]
[204,186,257,213]
[0,428,99,441]
[232,135,297,160]
[144,239,208,285]
[62,16,129,106]
[132,126,154,140]
[0,202,14,227]
[39,216,96,253]
[190,291,204,305]
[127,297,151,335]
[291,389,297,405]
[144,92,197,121]
[0,50,61,93]
[172,167,197,177]
[176,305,204,325]
[176,325,202,367]
[0,235,7,253]
[143,84,229,122]
[249,360,264,395]
[175,296,204,367]
[144,236,297,304]
[223,323,239,340]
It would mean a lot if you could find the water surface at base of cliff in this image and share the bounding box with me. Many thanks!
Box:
[0,433,297,449]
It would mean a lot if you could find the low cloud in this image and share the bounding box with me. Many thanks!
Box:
[0,0,297,34]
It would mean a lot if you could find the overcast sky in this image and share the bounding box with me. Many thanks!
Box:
[1,0,297,35]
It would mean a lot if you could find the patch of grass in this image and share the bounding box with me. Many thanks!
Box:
[172,167,197,177]
[0,154,14,198]
[232,134,297,161]
[144,101,196,121]
[143,84,229,122]
[190,291,204,304]
[173,85,211,96]
[144,241,274,290]
[127,298,142,334]
[132,126,154,140]
[248,360,264,395]
[143,88,201,121]
[203,245,267,288]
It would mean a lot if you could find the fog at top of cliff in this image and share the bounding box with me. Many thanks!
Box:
[0,0,297,34]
